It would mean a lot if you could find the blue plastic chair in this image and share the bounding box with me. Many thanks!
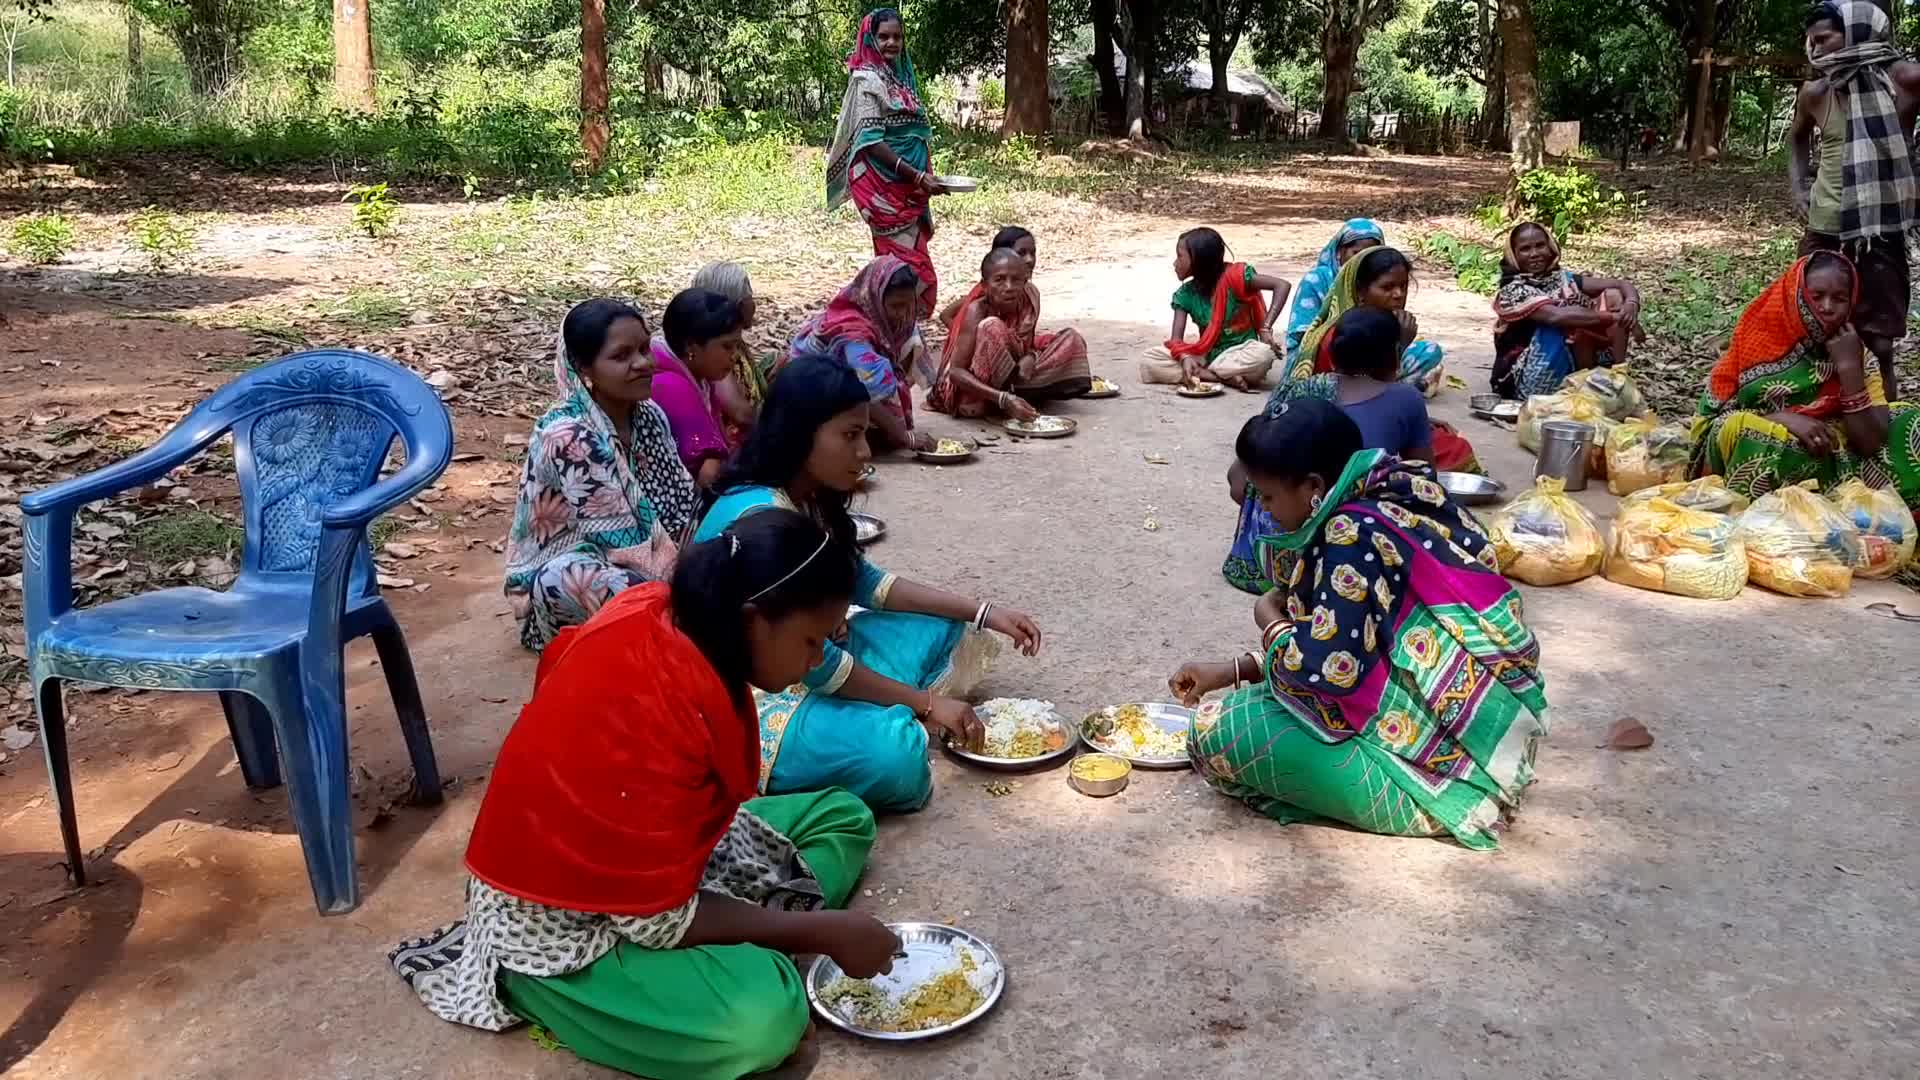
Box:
[19,349,454,915]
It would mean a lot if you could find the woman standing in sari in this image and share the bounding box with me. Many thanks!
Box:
[1285,219,1443,393]
[696,352,1044,813]
[504,300,698,651]
[929,246,1092,418]
[1290,246,1446,393]
[1176,400,1549,849]
[1490,222,1645,399]
[1692,252,1919,508]
[394,510,901,1080]
[789,255,932,451]
[826,8,945,316]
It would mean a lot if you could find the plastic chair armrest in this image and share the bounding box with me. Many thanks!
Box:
[19,438,210,517]
[319,445,451,528]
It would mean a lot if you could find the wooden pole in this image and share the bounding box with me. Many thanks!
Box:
[1689,47,1714,163]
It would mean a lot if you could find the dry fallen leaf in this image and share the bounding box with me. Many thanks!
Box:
[149,750,186,772]
[382,542,419,559]
[1602,717,1654,751]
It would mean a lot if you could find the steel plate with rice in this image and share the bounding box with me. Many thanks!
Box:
[1081,702,1193,768]
[915,437,976,464]
[944,698,1078,770]
[807,923,1006,1041]
[1175,382,1225,398]
[1083,376,1121,399]
[1002,415,1076,439]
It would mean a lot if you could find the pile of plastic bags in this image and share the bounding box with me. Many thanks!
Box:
[1736,481,1862,598]
[1831,478,1917,579]
[1604,418,1694,496]
[1563,365,1651,421]
[1604,497,1747,600]
[1488,476,1605,586]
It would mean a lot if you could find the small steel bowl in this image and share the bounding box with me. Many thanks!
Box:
[1438,471,1508,507]
[1469,393,1502,413]
[1067,752,1133,797]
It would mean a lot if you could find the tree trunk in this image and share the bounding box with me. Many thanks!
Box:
[1003,0,1051,136]
[1209,35,1232,128]
[127,7,143,76]
[332,0,376,111]
[1316,3,1372,142]
[580,0,610,172]
[176,3,241,97]
[1122,0,1156,141]
[1500,0,1544,191]
[1091,0,1125,135]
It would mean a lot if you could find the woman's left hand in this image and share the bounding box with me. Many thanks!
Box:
[1253,589,1286,632]
[986,607,1043,656]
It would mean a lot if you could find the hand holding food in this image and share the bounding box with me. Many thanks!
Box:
[821,911,901,979]
[923,694,984,751]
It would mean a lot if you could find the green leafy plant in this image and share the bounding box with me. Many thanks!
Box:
[9,212,77,264]
[127,206,195,270]
[1416,231,1502,296]
[343,181,398,237]
[1511,166,1629,238]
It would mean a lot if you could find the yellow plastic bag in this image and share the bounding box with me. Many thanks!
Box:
[1735,481,1862,598]
[1604,498,1747,600]
[1605,418,1694,496]
[1563,364,1651,421]
[1620,475,1751,516]
[1830,478,1917,579]
[1488,476,1605,586]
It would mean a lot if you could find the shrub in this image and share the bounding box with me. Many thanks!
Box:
[344,181,398,237]
[10,213,77,264]
[127,206,196,270]
[1511,166,1628,238]
[1416,231,1502,296]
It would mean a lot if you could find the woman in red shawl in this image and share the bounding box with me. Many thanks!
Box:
[826,8,946,316]
[788,254,933,451]
[390,510,900,1080]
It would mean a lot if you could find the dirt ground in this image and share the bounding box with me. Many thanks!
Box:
[2,154,1918,1080]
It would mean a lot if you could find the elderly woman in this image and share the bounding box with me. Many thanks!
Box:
[1491,222,1645,399]
[691,261,767,445]
[503,299,698,651]
[787,254,931,451]
[1692,251,1919,508]
[826,7,945,316]
[1286,219,1443,393]
[1176,399,1549,848]
[394,510,900,1080]
[696,352,1044,812]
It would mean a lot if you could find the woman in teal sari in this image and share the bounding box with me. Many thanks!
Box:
[1286,219,1444,393]
[1175,399,1549,848]
[695,349,1044,812]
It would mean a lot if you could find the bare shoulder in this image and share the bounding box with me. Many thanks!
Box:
[1797,77,1829,109]
[1892,60,1920,91]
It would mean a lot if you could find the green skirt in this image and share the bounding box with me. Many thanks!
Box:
[499,789,873,1080]
[1694,403,1920,510]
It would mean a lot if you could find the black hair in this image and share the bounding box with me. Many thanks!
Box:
[980,246,1026,277]
[1805,3,1843,33]
[1329,307,1404,380]
[672,508,859,706]
[1178,226,1229,296]
[712,350,871,550]
[1354,247,1414,294]
[883,265,920,297]
[1235,398,1362,486]
[561,298,646,372]
[990,225,1034,251]
[1805,249,1856,286]
[870,6,905,32]
[662,288,742,357]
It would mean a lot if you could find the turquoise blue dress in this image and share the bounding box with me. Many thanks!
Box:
[695,485,967,812]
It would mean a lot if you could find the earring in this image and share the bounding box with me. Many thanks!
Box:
[1309,494,1324,512]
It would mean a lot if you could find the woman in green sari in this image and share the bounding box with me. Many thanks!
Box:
[1172,399,1550,849]
[1691,252,1920,509]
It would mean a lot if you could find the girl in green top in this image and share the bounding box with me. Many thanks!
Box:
[1140,227,1291,391]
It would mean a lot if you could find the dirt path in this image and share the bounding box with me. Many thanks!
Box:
[3,162,1918,1080]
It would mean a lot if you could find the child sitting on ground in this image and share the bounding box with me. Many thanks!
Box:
[1141,226,1291,391]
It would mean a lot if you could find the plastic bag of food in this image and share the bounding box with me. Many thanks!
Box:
[1830,478,1917,579]
[1517,388,1618,473]
[1605,418,1694,496]
[1604,497,1747,600]
[1620,474,1751,516]
[1736,481,1862,597]
[1563,364,1650,421]
[1487,476,1605,586]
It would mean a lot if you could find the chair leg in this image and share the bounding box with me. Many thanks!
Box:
[257,664,359,915]
[34,678,86,885]
[219,690,283,790]
[370,620,443,806]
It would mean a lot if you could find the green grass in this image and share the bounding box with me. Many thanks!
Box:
[369,514,407,548]
[131,509,243,564]
[330,288,409,329]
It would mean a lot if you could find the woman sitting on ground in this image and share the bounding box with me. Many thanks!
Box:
[1291,246,1444,392]
[651,288,746,488]
[1692,251,1918,508]
[1141,226,1291,391]
[504,299,698,651]
[1175,399,1549,849]
[1491,221,1645,399]
[929,245,1091,419]
[696,352,1044,813]
[1223,308,1479,594]
[393,510,900,1080]
[935,224,1043,324]
[1287,221,1446,394]
[691,261,768,446]
[788,254,933,452]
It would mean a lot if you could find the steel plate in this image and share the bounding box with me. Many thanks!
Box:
[806,923,1006,1041]
[1079,702,1194,769]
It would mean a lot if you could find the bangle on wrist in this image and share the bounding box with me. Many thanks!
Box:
[972,601,994,631]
